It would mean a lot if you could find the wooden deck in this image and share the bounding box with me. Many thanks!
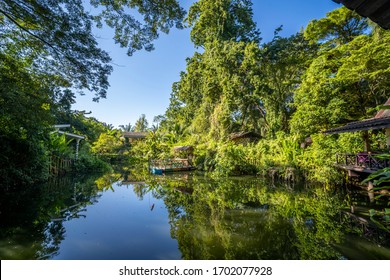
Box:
[335,153,389,174]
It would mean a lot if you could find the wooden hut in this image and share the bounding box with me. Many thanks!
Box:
[324,98,390,175]
[324,98,390,151]
[173,145,194,163]
[229,131,261,145]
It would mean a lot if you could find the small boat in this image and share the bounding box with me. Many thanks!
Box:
[149,146,196,175]
[150,165,195,175]
[149,158,195,175]
[150,167,163,175]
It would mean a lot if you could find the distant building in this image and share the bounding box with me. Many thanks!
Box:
[229,131,261,145]
[123,132,148,142]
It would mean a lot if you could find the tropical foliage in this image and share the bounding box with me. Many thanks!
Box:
[2,0,390,189]
[0,0,185,187]
[150,3,390,185]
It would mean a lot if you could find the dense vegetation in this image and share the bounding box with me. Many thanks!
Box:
[134,2,390,186]
[0,0,184,188]
[1,0,390,189]
[1,1,390,261]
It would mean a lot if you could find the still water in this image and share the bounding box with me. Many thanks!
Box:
[1,171,389,260]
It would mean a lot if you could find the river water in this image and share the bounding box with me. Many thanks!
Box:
[1,170,389,260]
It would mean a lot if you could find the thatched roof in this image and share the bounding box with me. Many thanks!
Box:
[229,131,261,140]
[123,132,148,139]
[333,0,390,30]
[173,146,194,152]
[324,98,390,134]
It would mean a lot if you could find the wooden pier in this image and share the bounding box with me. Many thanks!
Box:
[323,98,390,179]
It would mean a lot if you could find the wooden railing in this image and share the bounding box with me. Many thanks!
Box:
[246,158,260,167]
[49,156,74,175]
[335,153,389,170]
[149,158,193,170]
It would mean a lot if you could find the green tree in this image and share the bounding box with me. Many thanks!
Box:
[92,131,123,156]
[0,0,185,100]
[260,31,317,135]
[134,114,149,132]
[187,0,260,47]
[0,53,54,187]
[159,0,267,160]
[291,11,389,138]
[304,6,368,48]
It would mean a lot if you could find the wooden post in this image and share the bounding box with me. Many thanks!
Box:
[386,128,390,149]
[362,130,370,152]
[75,139,80,160]
[367,181,375,203]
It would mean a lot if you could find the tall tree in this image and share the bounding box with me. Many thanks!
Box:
[291,8,389,138]
[186,0,260,47]
[260,31,317,135]
[162,0,264,142]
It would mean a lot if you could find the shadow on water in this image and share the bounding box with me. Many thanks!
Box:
[0,168,389,260]
[0,173,105,259]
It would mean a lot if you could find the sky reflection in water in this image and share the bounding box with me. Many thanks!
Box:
[1,172,390,260]
[52,182,180,260]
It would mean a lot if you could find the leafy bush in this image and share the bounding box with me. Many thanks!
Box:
[213,143,257,176]
[0,137,50,188]
[74,143,112,173]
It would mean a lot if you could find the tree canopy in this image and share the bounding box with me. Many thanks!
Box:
[291,9,390,138]
[187,0,260,47]
[0,0,185,100]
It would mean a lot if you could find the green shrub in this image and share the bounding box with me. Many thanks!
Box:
[74,143,112,172]
[213,143,257,176]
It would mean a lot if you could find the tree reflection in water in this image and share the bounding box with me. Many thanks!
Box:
[1,171,389,259]
[0,174,103,259]
[140,175,346,259]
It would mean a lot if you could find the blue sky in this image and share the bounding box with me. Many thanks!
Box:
[72,0,341,128]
